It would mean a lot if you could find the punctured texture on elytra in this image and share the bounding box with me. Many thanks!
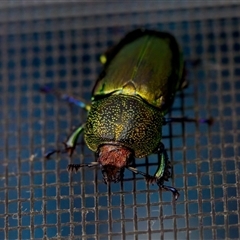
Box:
[92,30,184,112]
[84,94,163,158]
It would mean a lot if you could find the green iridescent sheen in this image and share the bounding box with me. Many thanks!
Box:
[92,30,183,112]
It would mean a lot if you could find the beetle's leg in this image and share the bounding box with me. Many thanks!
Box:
[63,124,85,156]
[179,59,202,90]
[163,116,214,125]
[44,124,85,158]
[127,142,179,200]
[156,180,180,201]
[127,166,180,200]
[154,143,179,200]
[154,142,172,179]
[40,86,91,111]
[179,63,188,90]
[68,162,98,172]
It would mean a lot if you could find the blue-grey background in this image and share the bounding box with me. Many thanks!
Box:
[0,2,239,240]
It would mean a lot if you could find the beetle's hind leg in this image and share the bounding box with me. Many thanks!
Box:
[163,116,214,126]
[40,86,91,111]
[171,59,214,125]
[179,59,202,91]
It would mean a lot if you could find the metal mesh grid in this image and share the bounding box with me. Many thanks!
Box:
[0,2,240,239]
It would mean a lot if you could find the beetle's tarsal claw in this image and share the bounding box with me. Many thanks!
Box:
[167,161,172,168]
[145,176,179,200]
[164,172,171,181]
[199,116,214,126]
[155,178,179,200]
[162,185,180,200]
[68,164,81,172]
[145,175,156,184]
[68,162,99,173]
[40,86,52,93]
[157,181,180,200]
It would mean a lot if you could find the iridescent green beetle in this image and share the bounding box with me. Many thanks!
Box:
[42,29,212,200]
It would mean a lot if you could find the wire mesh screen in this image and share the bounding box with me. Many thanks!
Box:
[0,2,240,240]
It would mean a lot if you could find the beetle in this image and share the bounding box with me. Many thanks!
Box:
[42,29,212,200]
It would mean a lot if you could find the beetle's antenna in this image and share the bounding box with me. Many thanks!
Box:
[68,162,99,172]
[40,86,91,111]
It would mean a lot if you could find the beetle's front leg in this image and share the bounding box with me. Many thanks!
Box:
[44,124,85,159]
[154,142,172,180]
[153,142,179,200]
[127,165,180,200]
[68,161,99,172]
[64,124,85,157]
[127,142,179,200]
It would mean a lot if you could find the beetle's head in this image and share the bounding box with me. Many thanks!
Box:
[97,144,133,183]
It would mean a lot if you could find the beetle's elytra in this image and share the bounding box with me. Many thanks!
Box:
[42,29,212,200]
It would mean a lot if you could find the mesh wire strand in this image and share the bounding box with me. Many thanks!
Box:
[0,3,240,240]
